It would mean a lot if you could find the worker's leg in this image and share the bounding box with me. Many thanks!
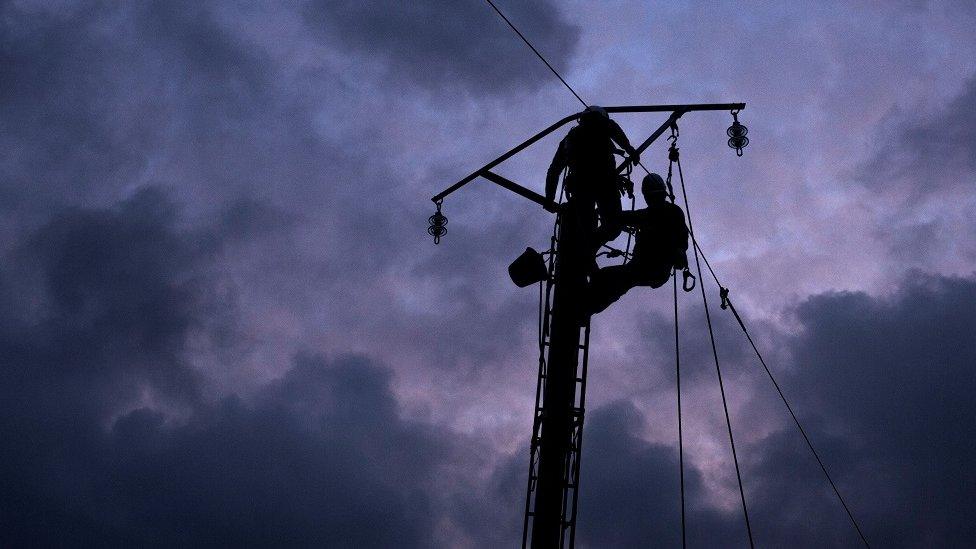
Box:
[563,196,599,273]
[587,264,639,315]
[642,265,673,289]
[628,261,672,288]
[593,182,623,246]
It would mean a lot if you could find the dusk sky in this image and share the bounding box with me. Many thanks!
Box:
[2,1,975,546]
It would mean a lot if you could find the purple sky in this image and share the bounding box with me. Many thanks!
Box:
[2,1,975,546]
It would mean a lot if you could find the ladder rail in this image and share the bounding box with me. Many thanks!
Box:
[566,320,591,548]
[522,222,560,549]
[523,208,596,548]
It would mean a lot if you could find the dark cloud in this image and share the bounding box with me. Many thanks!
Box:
[0,188,216,417]
[0,0,274,220]
[0,0,973,546]
[857,77,976,267]
[304,0,581,95]
[0,0,551,428]
[0,356,454,547]
[742,273,976,547]
[0,191,460,547]
[494,274,976,548]
[576,401,739,548]
[862,76,976,195]
[447,450,525,547]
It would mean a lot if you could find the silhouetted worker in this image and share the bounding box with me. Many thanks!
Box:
[587,173,690,315]
[545,106,639,253]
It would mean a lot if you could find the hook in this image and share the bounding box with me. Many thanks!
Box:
[682,268,696,292]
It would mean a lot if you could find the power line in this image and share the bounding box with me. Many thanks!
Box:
[483,0,656,180]
[483,0,587,107]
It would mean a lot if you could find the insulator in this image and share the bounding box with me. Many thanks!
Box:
[727,122,748,138]
[728,134,749,156]
[428,204,448,244]
[727,112,749,156]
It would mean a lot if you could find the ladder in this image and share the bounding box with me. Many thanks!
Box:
[521,214,593,548]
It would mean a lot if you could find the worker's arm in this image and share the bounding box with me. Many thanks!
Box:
[608,119,639,166]
[618,208,645,228]
[545,138,569,202]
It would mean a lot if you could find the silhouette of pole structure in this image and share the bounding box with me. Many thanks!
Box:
[430,103,745,549]
[529,198,587,549]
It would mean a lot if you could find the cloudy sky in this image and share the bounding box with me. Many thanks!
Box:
[2,0,975,546]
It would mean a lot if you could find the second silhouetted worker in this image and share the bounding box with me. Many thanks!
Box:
[587,173,690,315]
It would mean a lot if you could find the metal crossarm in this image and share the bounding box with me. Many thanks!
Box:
[430,103,745,209]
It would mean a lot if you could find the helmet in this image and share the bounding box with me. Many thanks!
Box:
[642,173,667,195]
[582,105,609,120]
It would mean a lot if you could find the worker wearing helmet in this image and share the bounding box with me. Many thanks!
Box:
[545,106,639,255]
[587,173,690,315]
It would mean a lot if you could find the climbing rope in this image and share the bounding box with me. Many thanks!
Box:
[671,128,756,548]
[689,243,871,548]
[662,125,688,548]
[672,272,687,549]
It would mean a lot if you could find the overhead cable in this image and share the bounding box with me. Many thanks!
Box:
[483,0,587,107]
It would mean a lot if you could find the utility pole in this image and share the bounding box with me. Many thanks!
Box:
[428,103,746,549]
[529,199,586,549]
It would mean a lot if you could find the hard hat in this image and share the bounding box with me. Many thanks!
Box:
[582,105,609,119]
[642,173,667,195]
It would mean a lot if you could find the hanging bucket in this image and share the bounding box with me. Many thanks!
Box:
[508,247,548,287]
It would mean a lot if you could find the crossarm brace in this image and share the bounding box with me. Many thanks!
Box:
[480,171,559,212]
[617,111,682,173]
[431,113,580,204]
